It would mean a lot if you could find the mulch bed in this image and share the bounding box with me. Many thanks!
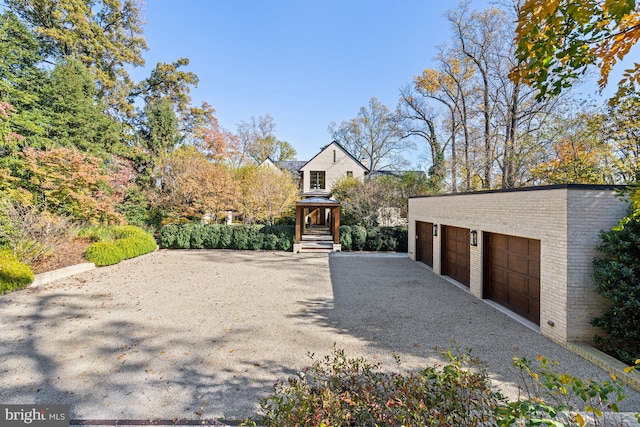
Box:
[30,238,92,274]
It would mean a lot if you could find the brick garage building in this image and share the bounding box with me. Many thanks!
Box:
[408,184,628,345]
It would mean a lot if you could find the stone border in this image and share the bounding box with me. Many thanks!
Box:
[567,342,640,391]
[31,263,96,287]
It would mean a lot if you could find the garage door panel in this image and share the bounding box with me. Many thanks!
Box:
[507,272,528,293]
[442,225,470,287]
[485,233,541,325]
[416,221,433,267]
[529,260,540,279]
[507,254,528,275]
[508,237,527,254]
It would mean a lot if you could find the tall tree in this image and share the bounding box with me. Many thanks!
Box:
[397,86,446,193]
[512,0,640,98]
[329,97,413,171]
[447,2,502,188]
[150,146,238,222]
[235,114,296,164]
[7,0,148,114]
[236,164,298,225]
[0,11,48,148]
[43,58,121,154]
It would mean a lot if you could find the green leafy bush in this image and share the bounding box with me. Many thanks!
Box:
[258,348,636,427]
[339,225,352,250]
[218,225,233,248]
[203,224,220,249]
[159,223,295,251]
[232,226,249,249]
[365,227,383,251]
[263,233,278,250]
[0,249,34,293]
[246,225,264,250]
[84,226,156,267]
[260,348,506,427]
[351,225,367,250]
[190,224,207,249]
[85,241,125,267]
[591,209,640,365]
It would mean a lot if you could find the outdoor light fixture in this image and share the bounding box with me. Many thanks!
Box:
[433,224,438,237]
[471,230,478,246]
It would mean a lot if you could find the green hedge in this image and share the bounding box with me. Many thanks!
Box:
[84,225,157,267]
[159,224,295,251]
[157,224,407,252]
[0,249,34,293]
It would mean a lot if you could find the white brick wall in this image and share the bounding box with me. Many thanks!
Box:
[300,142,367,194]
[408,186,628,345]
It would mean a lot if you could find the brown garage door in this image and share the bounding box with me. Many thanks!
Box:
[442,226,470,286]
[484,233,540,325]
[416,221,433,267]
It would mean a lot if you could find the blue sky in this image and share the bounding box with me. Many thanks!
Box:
[131,1,496,162]
[132,0,619,163]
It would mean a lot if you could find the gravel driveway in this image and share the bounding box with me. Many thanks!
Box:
[1,249,638,422]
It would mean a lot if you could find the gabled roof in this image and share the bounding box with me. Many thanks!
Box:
[301,140,369,172]
[280,140,369,173]
[275,160,307,174]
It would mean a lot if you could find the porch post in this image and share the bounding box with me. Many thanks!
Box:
[295,205,303,243]
[333,206,340,244]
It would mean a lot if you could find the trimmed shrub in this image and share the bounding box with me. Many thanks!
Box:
[393,226,409,252]
[159,224,176,248]
[0,249,34,293]
[247,225,264,250]
[339,225,352,250]
[351,225,367,251]
[377,227,398,251]
[263,233,278,250]
[190,224,207,249]
[85,226,156,267]
[276,229,294,251]
[262,225,294,252]
[232,226,249,249]
[85,241,125,266]
[203,224,220,249]
[365,227,383,251]
[218,225,233,249]
[172,224,192,249]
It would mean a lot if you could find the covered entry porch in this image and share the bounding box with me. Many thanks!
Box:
[293,197,341,253]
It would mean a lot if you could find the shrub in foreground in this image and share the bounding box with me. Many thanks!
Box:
[257,348,636,427]
[0,249,34,293]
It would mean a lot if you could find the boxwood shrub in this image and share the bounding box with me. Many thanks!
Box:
[0,249,34,293]
[157,224,408,252]
[351,225,367,251]
[339,225,352,250]
[159,224,296,251]
[85,225,157,267]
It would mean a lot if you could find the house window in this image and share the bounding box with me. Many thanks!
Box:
[346,171,353,178]
[333,150,336,163]
[310,171,325,190]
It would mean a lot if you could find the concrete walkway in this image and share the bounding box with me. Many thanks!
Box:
[0,250,638,423]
